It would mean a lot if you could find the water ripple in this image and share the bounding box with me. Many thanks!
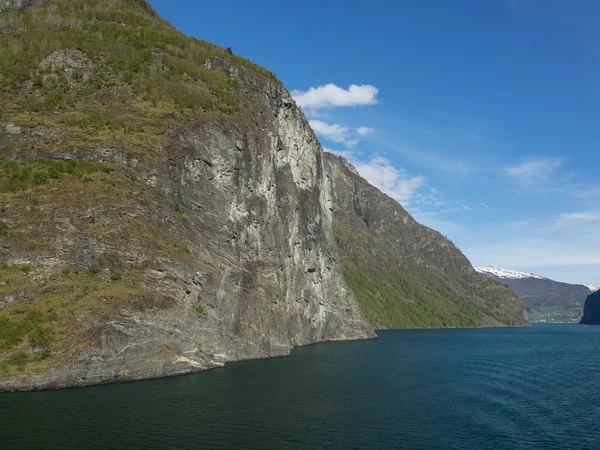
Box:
[1,324,600,449]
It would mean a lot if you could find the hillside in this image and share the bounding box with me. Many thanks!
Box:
[326,154,529,329]
[476,267,595,322]
[0,0,527,391]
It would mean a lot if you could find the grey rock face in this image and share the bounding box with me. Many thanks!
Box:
[0,63,373,392]
[0,0,45,11]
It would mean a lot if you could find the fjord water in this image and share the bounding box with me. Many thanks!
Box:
[2,324,599,449]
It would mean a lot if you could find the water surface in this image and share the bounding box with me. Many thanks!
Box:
[2,324,599,449]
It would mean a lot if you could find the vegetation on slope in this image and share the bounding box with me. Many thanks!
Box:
[0,263,173,378]
[0,0,281,165]
[335,223,519,329]
[0,157,197,377]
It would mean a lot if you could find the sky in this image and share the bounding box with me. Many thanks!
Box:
[148,0,600,285]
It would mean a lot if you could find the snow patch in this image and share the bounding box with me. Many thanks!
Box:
[584,284,600,292]
[475,266,546,280]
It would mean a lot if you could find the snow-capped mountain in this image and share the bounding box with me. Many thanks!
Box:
[475,266,546,280]
[476,266,593,323]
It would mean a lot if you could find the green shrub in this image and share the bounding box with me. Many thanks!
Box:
[7,350,30,369]
[44,88,67,110]
[88,261,100,275]
[28,324,50,348]
[111,271,122,281]
[0,308,53,352]
[0,158,121,193]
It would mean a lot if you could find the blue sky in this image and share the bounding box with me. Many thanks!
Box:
[148,0,600,285]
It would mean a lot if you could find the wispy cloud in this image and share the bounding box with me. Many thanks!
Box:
[462,212,600,283]
[373,136,472,175]
[413,187,445,207]
[443,205,472,213]
[292,84,379,110]
[356,126,375,137]
[467,237,600,268]
[310,121,372,148]
[551,211,600,229]
[309,120,350,144]
[353,156,427,205]
[504,157,563,183]
[328,150,428,205]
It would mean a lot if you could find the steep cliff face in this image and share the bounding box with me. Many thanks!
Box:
[580,291,600,325]
[325,153,529,329]
[0,0,371,391]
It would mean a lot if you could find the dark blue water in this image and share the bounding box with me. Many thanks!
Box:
[1,324,599,449]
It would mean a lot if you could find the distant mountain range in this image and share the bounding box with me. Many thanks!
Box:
[475,266,598,323]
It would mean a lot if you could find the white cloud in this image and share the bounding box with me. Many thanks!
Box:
[309,120,365,147]
[414,188,445,207]
[345,138,360,148]
[292,84,379,110]
[352,156,427,205]
[504,157,563,182]
[309,120,349,144]
[357,126,374,137]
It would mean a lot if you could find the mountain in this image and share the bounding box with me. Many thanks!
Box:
[0,0,527,391]
[580,290,600,325]
[476,266,595,323]
[326,156,529,329]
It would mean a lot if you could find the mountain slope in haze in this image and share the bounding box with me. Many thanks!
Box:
[476,266,595,323]
[0,0,527,392]
[326,155,529,329]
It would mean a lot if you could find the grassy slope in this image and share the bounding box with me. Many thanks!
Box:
[0,0,280,163]
[0,157,199,377]
[335,223,521,329]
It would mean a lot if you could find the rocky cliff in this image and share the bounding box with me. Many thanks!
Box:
[0,0,527,392]
[0,0,372,391]
[580,291,600,325]
[325,153,529,329]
